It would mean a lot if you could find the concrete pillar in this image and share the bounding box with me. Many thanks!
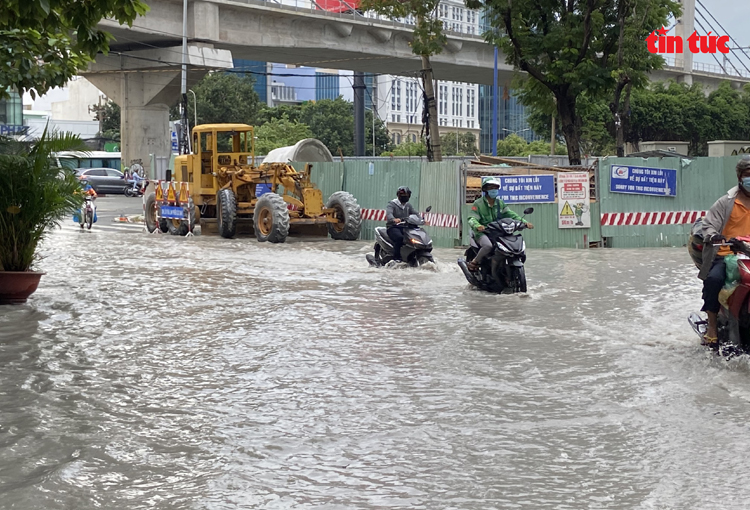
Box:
[191,1,220,41]
[675,0,695,85]
[83,45,233,177]
[86,69,178,178]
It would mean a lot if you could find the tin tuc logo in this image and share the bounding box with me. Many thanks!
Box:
[646,27,730,54]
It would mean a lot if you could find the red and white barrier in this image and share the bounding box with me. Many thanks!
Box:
[360,208,460,228]
[600,210,706,226]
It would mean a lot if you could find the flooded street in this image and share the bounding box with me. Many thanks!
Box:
[3,222,750,509]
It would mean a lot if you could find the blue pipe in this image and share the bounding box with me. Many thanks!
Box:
[492,46,498,156]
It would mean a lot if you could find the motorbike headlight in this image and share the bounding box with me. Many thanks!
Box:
[502,222,516,234]
[410,238,423,246]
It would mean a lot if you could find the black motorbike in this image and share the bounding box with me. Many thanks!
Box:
[366,206,434,268]
[124,179,146,197]
[457,207,534,294]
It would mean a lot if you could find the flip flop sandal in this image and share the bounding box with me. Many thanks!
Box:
[701,335,719,347]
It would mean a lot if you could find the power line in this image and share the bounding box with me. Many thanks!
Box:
[692,14,742,76]
[695,0,750,68]
[694,6,750,76]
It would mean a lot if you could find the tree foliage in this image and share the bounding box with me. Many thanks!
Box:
[389,141,428,157]
[359,0,444,160]
[527,81,750,157]
[100,100,121,142]
[496,133,567,157]
[256,98,392,156]
[254,117,313,156]
[184,72,262,126]
[440,132,478,156]
[467,0,680,164]
[0,0,149,99]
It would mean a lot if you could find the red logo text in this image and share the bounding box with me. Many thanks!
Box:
[646,27,729,54]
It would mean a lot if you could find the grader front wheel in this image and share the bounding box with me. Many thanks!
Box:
[326,191,362,240]
[254,193,290,243]
[217,189,237,239]
[144,192,168,233]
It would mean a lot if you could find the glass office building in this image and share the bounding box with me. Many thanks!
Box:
[478,85,540,154]
[315,72,340,101]
[232,59,269,104]
[0,89,24,136]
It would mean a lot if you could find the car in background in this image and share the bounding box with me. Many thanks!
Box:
[76,168,129,194]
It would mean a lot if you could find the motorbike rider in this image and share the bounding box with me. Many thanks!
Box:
[466,176,534,272]
[76,179,98,222]
[699,155,750,346]
[386,186,420,262]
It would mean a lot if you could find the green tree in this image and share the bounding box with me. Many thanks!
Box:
[100,100,121,142]
[496,133,567,157]
[528,93,615,156]
[174,72,262,126]
[254,117,313,155]
[360,0,444,161]
[467,0,679,164]
[390,141,428,157]
[254,98,393,156]
[441,132,478,156]
[0,0,149,99]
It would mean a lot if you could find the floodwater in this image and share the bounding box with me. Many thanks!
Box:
[2,223,750,509]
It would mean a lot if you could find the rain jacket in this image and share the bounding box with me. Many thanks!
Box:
[468,195,525,238]
[699,185,740,280]
[386,199,419,227]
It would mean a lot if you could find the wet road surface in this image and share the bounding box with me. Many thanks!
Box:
[2,223,750,509]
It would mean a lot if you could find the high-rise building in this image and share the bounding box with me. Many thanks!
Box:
[0,89,24,136]
[367,0,537,153]
[316,71,340,101]
[232,59,272,105]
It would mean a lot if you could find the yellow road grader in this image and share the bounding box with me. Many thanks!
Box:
[143,124,361,242]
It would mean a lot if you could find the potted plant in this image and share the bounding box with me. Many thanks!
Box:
[0,129,86,304]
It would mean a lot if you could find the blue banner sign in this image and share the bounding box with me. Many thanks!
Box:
[495,175,555,203]
[610,165,677,196]
[0,125,28,136]
[160,205,186,219]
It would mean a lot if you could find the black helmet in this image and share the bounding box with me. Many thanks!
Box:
[397,186,412,198]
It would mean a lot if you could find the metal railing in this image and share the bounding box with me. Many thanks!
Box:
[231,0,485,41]
[662,55,750,79]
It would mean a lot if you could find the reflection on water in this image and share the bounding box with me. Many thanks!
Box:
[1,229,750,509]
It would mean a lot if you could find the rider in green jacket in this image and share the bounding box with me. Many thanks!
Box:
[467,176,534,271]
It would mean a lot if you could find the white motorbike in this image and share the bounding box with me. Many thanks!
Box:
[79,196,95,230]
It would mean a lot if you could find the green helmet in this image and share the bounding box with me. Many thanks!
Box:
[481,176,501,189]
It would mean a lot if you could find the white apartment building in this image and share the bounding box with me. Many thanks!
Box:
[372,0,482,148]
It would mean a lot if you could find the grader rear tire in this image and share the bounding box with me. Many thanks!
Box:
[145,193,169,233]
[166,194,195,236]
[326,191,361,240]
[217,188,237,239]
[254,192,289,243]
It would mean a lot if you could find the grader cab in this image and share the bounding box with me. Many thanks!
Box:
[144,124,361,242]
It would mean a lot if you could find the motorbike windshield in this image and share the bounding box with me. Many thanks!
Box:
[406,214,425,226]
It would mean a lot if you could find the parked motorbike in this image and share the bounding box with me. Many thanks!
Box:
[79,196,95,230]
[457,207,534,294]
[366,206,434,268]
[124,178,146,197]
[687,218,750,354]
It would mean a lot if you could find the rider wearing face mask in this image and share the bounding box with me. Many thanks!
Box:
[386,186,419,262]
[699,155,750,346]
[466,177,534,272]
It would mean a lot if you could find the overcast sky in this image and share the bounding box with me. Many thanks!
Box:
[687,0,750,68]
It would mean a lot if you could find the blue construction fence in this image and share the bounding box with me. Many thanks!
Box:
[299,156,744,249]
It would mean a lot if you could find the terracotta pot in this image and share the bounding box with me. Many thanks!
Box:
[0,271,45,305]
